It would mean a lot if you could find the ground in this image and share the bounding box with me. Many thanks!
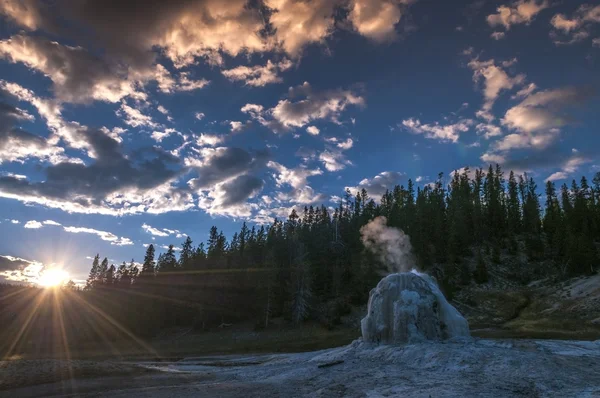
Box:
[2,338,600,397]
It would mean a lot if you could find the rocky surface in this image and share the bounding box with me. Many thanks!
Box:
[3,338,600,397]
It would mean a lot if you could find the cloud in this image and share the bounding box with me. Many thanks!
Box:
[151,128,179,143]
[42,220,61,226]
[346,171,405,200]
[265,0,338,56]
[268,161,325,205]
[142,223,169,237]
[222,59,292,87]
[157,105,169,115]
[243,82,364,134]
[272,82,365,128]
[491,31,506,40]
[546,156,590,181]
[502,86,594,133]
[196,133,225,147]
[0,93,185,215]
[550,5,600,46]
[268,161,323,189]
[24,220,43,229]
[0,99,67,164]
[306,126,320,136]
[476,123,503,139]
[0,254,44,284]
[0,34,145,104]
[468,57,526,120]
[63,226,133,246]
[116,102,160,128]
[319,149,352,172]
[211,174,264,207]
[487,0,549,30]
[187,147,269,190]
[348,0,416,42]
[401,118,474,143]
[195,112,205,120]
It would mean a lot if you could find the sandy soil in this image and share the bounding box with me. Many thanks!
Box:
[2,338,600,397]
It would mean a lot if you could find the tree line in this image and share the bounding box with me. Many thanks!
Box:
[83,166,600,334]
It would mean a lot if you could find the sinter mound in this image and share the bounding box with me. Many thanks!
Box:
[361,271,470,344]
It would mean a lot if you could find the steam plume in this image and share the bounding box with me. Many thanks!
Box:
[360,216,415,273]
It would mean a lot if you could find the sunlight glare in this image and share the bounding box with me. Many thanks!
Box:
[38,268,69,288]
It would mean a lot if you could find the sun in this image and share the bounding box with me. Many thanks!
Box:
[38,268,70,288]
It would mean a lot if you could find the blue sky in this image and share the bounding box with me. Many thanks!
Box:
[0,0,598,285]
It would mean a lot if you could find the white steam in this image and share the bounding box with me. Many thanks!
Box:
[360,216,415,273]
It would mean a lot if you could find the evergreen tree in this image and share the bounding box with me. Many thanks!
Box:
[141,244,156,277]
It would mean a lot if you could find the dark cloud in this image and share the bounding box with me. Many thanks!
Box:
[0,97,65,163]
[189,147,269,189]
[0,34,141,103]
[219,174,264,207]
[0,121,183,211]
[0,255,31,272]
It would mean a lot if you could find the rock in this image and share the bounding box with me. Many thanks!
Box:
[361,271,470,344]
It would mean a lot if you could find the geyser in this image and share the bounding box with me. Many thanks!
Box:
[361,271,470,344]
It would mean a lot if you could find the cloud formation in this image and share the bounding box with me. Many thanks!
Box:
[222,59,292,87]
[487,0,549,30]
[346,171,405,200]
[402,118,474,143]
[550,5,600,46]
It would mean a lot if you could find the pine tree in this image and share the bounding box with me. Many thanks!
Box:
[99,257,109,285]
[141,244,156,277]
[179,236,193,269]
[85,254,100,290]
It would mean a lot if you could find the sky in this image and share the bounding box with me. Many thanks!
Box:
[0,0,598,285]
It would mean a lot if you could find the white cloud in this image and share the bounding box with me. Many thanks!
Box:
[244,83,365,134]
[346,171,405,200]
[468,57,526,120]
[196,133,224,147]
[319,149,352,172]
[150,128,178,143]
[476,123,503,139]
[487,0,549,30]
[401,118,474,143]
[546,156,589,181]
[271,82,365,129]
[306,126,320,136]
[491,31,506,40]
[268,161,323,189]
[336,138,354,150]
[230,121,244,133]
[222,59,292,87]
[42,220,61,226]
[63,226,133,245]
[142,223,169,237]
[116,102,159,128]
[502,86,591,133]
[195,112,205,120]
[24,220,43,229]
[157,105,169,115]
[480,152,507,165]
[10,219,19,224]
[348,0,416,42]
[265,0,338,56]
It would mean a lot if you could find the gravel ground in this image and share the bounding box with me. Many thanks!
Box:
[2,338,600,397]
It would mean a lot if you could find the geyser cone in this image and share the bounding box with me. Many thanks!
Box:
[361,271,470,344]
